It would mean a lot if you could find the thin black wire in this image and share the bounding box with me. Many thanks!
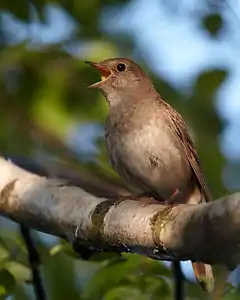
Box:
[172,261,185,300]
[20,226,47,300]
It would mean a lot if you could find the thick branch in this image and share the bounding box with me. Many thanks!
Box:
[0,157,239,267]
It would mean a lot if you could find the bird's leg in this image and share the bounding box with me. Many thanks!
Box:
[164,189,181,205]
[110,190,182,206]
[132,192,159,202]
[109,192,160,206]
[137,192,160,206]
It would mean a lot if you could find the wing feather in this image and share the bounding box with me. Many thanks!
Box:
[161,101,212,202]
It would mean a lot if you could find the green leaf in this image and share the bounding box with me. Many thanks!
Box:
[42,250,81,300]
[202,13,223,37]
[185,278,210,300]
[0,270,16,296]
[50,241,82,259]
[89,251,122,262]
[82,254,142,300]
[193,69,228,99]
[4,261,31,282]
[1,0,30,21]
[104,286,147,300]
[135,259,172,279]
[0,285,7,298]
[142,276,170,300]
[0,244,9,265]
[223,288,240,300]
[49,243,69,257]
[0,230,28,259]
[12,283,32,300]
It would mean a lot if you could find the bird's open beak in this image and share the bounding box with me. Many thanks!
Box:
[85,61,112,88]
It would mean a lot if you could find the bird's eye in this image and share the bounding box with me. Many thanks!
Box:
[117,63,126,72]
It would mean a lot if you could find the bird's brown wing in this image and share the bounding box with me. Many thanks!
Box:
[162,101,212,202]
[159,102,214,292]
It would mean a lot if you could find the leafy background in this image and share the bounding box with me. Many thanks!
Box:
[0,0,240,299]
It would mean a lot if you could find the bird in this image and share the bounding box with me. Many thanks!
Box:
[85,57,214,292]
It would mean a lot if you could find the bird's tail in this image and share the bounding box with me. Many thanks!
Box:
[192,262,214,292]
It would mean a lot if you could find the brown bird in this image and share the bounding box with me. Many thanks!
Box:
[85,57,214,292]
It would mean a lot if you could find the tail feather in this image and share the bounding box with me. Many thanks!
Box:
[192,262,214,292]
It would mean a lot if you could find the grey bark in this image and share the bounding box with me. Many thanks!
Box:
[0,157,239,267]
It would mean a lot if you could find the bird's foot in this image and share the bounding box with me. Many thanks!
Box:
[111,192,160,206]
[164,189,181,205]
[139,197,160,207]
[133,192,160,207]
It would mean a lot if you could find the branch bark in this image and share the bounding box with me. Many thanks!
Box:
[0,157,239,267]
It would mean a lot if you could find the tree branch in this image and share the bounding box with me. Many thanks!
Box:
[0,157,239,267]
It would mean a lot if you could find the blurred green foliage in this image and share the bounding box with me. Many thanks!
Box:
[0,0,239,299]
[201,13,223,37]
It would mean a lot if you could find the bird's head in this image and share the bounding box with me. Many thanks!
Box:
[85,58,153,105]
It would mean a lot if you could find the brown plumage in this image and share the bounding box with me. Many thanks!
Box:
[86,57,214,292]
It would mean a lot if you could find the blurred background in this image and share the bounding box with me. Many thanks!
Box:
[0,0,240,299]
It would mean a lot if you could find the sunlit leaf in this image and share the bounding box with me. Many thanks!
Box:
[104,286,148,300]
[0,270,16,296]
[4,261,31,282]
[50,241,80,259]
[0,285,7,298]
[0,244,9,264]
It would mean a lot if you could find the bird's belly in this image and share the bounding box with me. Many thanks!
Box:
[106,125,191,199]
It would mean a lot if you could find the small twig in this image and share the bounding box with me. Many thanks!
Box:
[172,261,185,300]
[20,225,47,300]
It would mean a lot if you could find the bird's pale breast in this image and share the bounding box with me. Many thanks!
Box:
[105,113,192,199]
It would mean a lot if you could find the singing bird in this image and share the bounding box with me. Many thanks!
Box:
[85,57,214,292]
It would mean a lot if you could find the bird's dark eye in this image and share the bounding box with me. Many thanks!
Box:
[117,63,126,72]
